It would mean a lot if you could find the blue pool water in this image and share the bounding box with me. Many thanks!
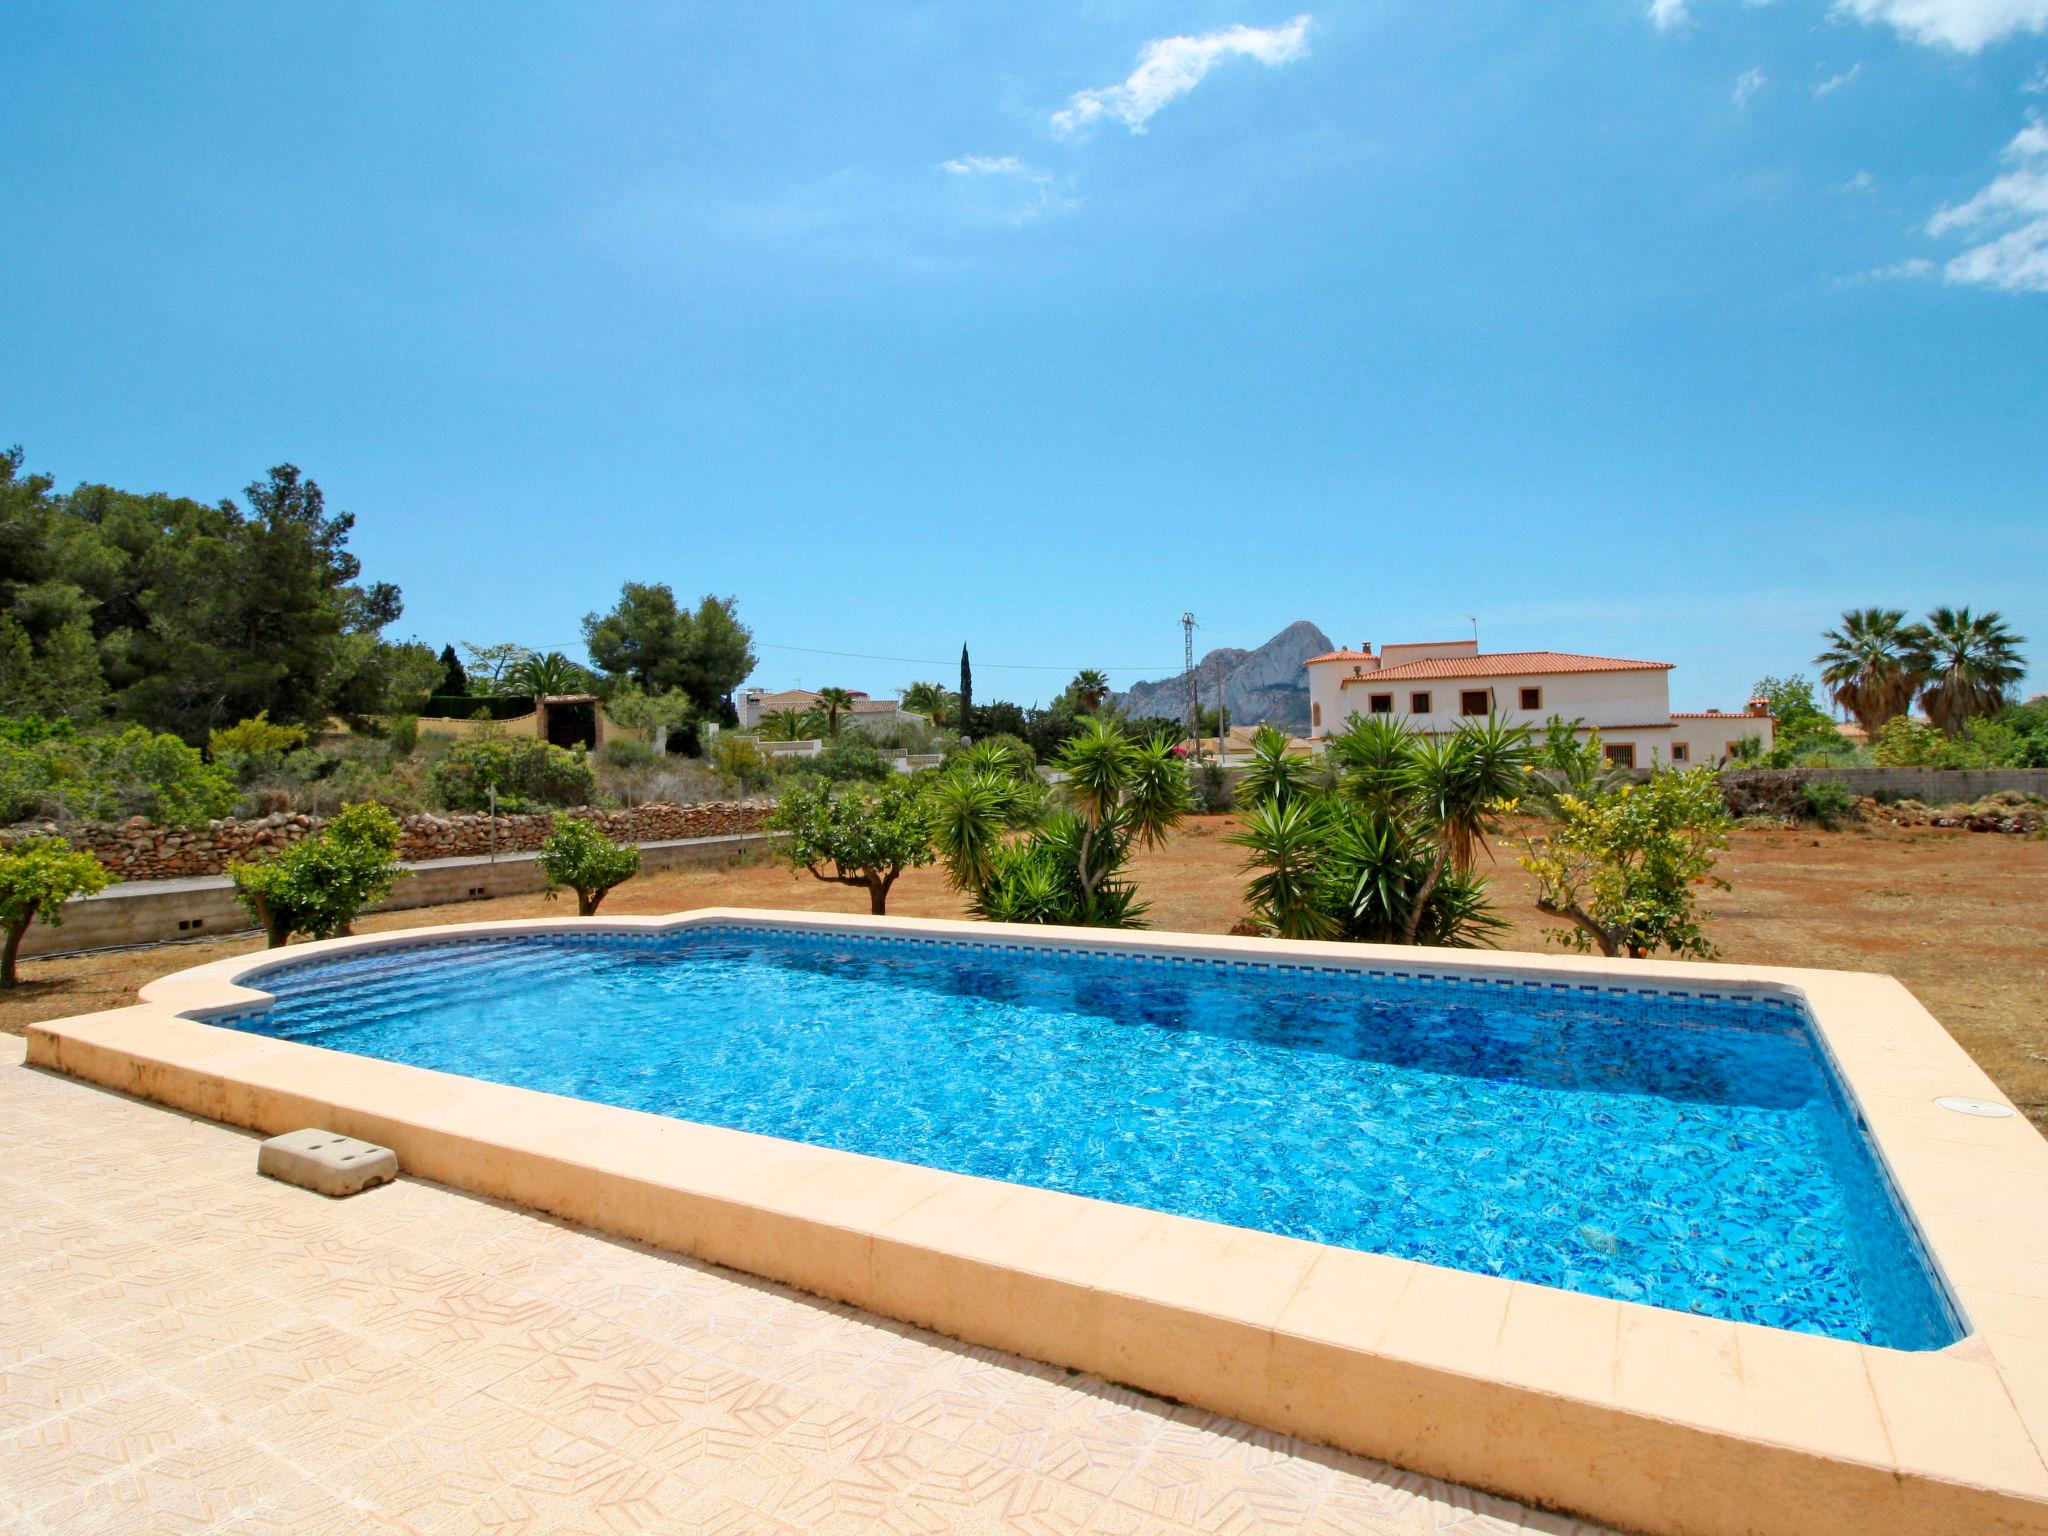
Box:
[224,926,1960,1349]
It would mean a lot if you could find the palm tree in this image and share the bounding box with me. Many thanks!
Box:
[1815,609,1920,733]
[1397,717,1535,943]
[758,708,822,741]
[1911,607,2027,735]
[510,651,583,698]
[815,687,856,737]
[1070,669,1112,714]
[901,680,953,727]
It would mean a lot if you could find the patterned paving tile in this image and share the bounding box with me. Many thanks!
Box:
[0,1035,1611,1535]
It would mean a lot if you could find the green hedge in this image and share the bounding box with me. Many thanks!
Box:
[416,694,535,720]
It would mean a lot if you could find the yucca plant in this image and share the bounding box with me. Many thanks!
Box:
[1395,717,1534,942]
[1520,715,1629,820]
[1228,795,1337,940]
[1234,724,1318,812]
[1227,796,1504,949]
[1321,714,1418,814]
[930,717,1185,927]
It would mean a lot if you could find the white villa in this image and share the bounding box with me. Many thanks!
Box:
[1304,640,1774,768]
[735,687,927,733]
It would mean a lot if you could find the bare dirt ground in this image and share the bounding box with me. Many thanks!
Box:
[7,815,2047,1126]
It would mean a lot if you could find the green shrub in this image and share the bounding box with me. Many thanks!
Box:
[599,739,658,771]
[791,734,893,784]
[0,837,113,986]
[0,716,77,748]
[0,727,239,828]
[228,802,405,947]
[710,735,777,794]
[1798,779,1860,829]
[426,738,596,812]
[1872,717,1943,767]
[209,712,316,786]
[538,815,641,915]
[209,712,308,759]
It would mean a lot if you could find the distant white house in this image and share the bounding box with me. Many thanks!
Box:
[734,688,928,733]
[1304,640,1774,768]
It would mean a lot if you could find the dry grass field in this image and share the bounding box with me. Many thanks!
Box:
[7,814,2047,1126]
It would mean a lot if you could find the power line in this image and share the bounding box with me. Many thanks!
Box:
[502,637,1185,675]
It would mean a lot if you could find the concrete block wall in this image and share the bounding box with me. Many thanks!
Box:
[18,832,778,960]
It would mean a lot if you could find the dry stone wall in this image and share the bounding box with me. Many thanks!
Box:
[1,801,772,883]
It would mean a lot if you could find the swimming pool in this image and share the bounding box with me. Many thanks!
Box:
[224,923,1959,1349]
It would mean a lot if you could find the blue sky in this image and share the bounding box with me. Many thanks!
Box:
[4,2,2044,710]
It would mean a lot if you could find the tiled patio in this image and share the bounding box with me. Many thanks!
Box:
[0,1036,1607,1535]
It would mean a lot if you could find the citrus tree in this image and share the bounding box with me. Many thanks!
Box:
[538,816,641,916]
[768,776,936,915]
[1513,768,1730,959]
[228,802,406,947]
[0,838,113,987]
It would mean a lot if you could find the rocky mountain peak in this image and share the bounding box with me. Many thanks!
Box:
[1114,621,1334,732]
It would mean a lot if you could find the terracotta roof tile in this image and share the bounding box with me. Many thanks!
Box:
[1333,650,1672,683]
[1303,649,1376,664]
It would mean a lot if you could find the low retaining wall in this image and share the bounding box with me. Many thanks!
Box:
[17,833,777,959]
[1,800,772,883]
[1785,766,2048,800]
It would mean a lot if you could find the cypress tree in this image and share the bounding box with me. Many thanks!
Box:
[959,644,973,740]
[436,644,470,697]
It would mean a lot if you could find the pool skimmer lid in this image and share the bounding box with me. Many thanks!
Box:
[1935,1095,2016,1119]
[259,1129,399,1196]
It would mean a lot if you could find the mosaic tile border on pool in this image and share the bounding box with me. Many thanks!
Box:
[209,914,1813,1023]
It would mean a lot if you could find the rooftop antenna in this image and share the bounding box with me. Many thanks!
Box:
[1181,612,1199,749]
[1466,614,1479,648]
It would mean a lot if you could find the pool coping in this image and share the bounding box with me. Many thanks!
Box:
[24,908,2048,1536]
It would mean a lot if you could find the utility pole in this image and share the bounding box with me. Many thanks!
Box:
[1216,662,1227,763]
[1181,612,1198,754]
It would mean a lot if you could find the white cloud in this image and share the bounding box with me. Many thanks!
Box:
[1838,168,1878,191]
[1926,116,2048,290]
[1648,0,1692,28]
[1733,66,1768,105]
[1861,256,1937,277]
[1051,15,1312,136]
[1814,62,1864,93]
[936,156,1074,224]
[2028,61,2048,90]
[1832,0,2048,53]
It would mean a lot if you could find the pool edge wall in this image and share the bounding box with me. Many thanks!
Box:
[26,908,2048,1536]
